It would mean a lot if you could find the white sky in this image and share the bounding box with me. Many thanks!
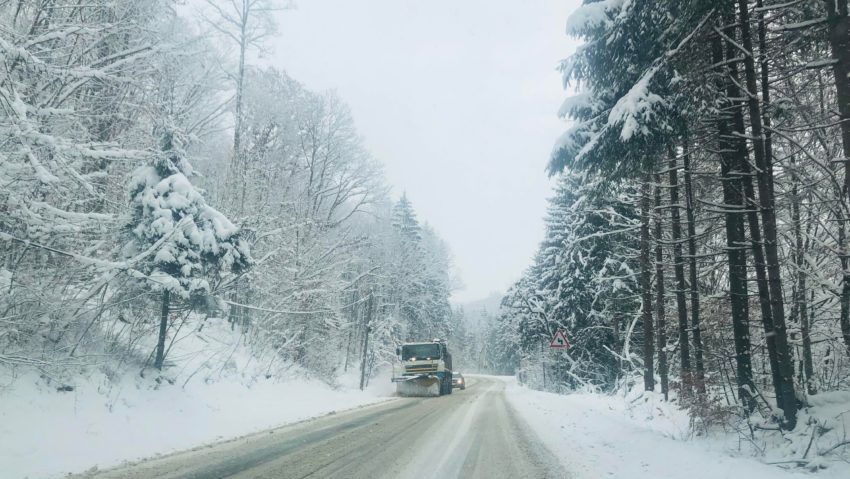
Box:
[268,0,581,303]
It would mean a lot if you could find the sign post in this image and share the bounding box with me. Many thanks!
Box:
[549,330,571,349]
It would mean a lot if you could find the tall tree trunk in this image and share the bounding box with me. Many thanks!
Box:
[154,289,170,371]
[738,141,785,408]
[641,176,656,392]
[720,151,756,414]
[654,175,669,400]
[726,60,783,408]
[841,223,850,355]
[343,290,359,372]
[682,136,706,395]
[725,3,780,404]
[790,156,815,395]
[359,293,374,391]
[736,0,797,428]
[824,0,850,355]
[668,151,692,399]
[713,24,755,412]
[824,0,850,183]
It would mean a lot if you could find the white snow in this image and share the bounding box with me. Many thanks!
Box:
[501,377,850,479]
[565,0,628,35]
[0,320,396,479]
[558,92,595,118]
[607,64,665,141]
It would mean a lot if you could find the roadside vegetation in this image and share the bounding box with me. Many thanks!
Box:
[498,0,850,470]
[0,0,456,395]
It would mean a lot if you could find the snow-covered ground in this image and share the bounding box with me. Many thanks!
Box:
[0,372,394,479]
[501,376,850,479]
[0,318,396,479]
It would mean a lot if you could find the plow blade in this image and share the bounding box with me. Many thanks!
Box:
[394,375,441,397]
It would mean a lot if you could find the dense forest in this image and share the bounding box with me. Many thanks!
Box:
[0,0,456,388]
[499,0,850,436]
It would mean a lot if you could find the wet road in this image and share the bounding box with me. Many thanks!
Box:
[75,376,566,479]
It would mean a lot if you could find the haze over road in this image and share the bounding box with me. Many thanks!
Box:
[75,377,565,479]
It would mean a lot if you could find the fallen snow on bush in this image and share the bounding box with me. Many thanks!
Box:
[502,377,850,479]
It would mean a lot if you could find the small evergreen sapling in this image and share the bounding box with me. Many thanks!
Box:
[123,126,251,370]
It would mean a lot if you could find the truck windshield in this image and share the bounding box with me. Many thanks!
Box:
[401,344,440,360]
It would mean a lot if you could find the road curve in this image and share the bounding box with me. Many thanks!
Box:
[75,376,566,479]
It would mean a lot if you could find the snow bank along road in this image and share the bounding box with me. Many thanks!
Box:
[72,376,566,479]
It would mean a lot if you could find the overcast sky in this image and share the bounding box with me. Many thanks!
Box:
[268,0,581,303]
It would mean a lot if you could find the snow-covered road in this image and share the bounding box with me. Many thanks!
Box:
[71,376,565,479]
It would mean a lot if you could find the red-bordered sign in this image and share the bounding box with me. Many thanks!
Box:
[549,330,571,349]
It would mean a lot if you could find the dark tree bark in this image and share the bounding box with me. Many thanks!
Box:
[737,138,786,410]
[668,152,692,398]
[154,289,170,371]
[641,176,656,392]
[841,227,850,354]
[736,0,797,428]
[823,0,850,354]
[359,293,374,391]
[724,55,784,409]
[713,23,755,412]
[654,175,669,400]
[682,136,706,395]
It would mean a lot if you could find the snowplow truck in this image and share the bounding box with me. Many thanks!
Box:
[392,340,453,397]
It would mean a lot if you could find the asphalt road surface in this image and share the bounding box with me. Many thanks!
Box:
[76,376,566,479]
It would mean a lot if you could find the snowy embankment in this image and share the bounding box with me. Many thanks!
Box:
[1,374,393,479]
[0,320,396,479]
[501,377,850,479]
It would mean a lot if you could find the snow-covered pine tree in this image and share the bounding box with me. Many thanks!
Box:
[500,170,638,391]
[123,125,251,370]
[392,193,422,242]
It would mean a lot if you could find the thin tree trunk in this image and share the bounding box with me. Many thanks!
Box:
[541,340,547,391]
[359,293,374,391]
[154,289,170,371]
[654,175,669,400]
[668,151,692,399]
[840,215,850,355]
[736,0,797,428]
[682,136,705,395]
[344,291,358,373]
[641,176,656,392]
[791,156,815,395]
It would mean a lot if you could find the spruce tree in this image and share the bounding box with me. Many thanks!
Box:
[124,125,251,370]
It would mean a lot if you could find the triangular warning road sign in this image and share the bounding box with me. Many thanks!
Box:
[549,330,571,349]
